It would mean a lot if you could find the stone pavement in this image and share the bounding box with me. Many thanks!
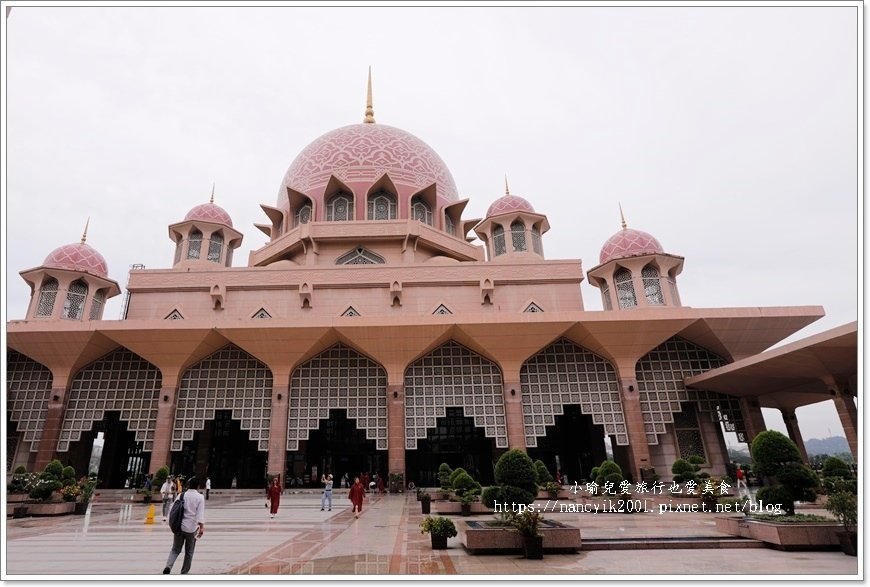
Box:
[3,492,860,578]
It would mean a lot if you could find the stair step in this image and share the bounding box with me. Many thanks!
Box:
[582,537,766,550]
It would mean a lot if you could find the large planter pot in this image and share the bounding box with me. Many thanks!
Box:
[837,530,858,556]
[463,520,581,554]
[715,516,841,550]
[460,503,471,517]
[21,501,75,517]
[74,502,90,515]
[522,535,544,559]
[421,500,431,514]
[430,534,448,550]
[12,505,28,519]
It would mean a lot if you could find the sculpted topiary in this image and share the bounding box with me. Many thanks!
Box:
[751,430,819,515]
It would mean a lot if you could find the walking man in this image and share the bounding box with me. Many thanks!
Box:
[205,477,211,500]
[321,473,333,511]
[160,476,174,522]
[163,477,206,575]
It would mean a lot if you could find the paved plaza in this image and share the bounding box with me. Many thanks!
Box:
[3,491,860,579]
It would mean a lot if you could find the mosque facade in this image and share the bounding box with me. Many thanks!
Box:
[6,78,856,489]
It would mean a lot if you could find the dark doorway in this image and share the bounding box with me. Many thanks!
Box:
[301,410,384,489]
[528,405,607,485]
[171,410,266,489]
[406,407,495,487]
[65,411,149,488]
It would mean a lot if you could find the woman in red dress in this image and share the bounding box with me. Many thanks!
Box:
[266,477,282,519]
[348,477,365,518]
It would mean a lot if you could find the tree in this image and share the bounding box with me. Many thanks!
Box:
[534,460,553,485]
[482,449,538,508]
[821,456,852,479]
[751,431,819,515]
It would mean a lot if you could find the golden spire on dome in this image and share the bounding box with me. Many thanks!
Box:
[364,67,375,124]
[618,203,628,230]
[504,175,510,195]
[80,217,90,244]
[210,183,215,204]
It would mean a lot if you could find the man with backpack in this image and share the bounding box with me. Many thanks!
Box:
[163,477,206,575]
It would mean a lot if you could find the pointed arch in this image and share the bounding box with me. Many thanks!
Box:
[36,277,59,317]
[367,174,399,220]
[287,343,387,451]
[520,338,626,448]
[341,306,361,317]
[403,340,507,450]
[7,349,52,453]
[59,348,162,452]
[336,246,385,265]
[492,225,506,257]
[614,266,637,309]
[642,264,665,305]
[207,232,224,263]
[511,220,527,252]
[174,344,273,452]
[324,176,355,222]
[524,302,544,313]
[187,229,202,259]
[432,304,453,315]
[62,279,88,320]
[165,309,184,320]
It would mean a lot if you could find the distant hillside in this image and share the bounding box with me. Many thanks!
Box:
[805,436,849,456]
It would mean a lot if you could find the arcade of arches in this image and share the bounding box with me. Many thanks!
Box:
[2,333,839,489]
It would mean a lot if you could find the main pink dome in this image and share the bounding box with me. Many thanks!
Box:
[43,243,109,279]
[184,202,234,228]
[278,123,459,212]
[486,194,535,217]
[599,228,664,264]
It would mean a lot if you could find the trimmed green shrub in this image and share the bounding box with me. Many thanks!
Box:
[61,466,77,487]
[452,471,477,496]
[481,486,502,509]
[822,456,852,479]
[594,460,623,487]
[154,465,170,487]
[494,449,538,496]
[534,460,553,485]
[751,431,819,515]
[14,466,27,475]
[438,463,453,490]
[29,460,65,501]
[448,467,468,488]
[45,459,64,478]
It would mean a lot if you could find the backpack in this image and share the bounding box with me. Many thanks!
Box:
[169,491,185,534]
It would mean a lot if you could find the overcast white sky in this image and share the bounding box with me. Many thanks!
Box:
[2,3,861,443]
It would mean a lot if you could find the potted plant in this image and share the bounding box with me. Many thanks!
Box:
[543,481,562,499]
[76,476,99,515]
[420,492,432,514]
[512,509,544,559]
[420,516,457,550]
[59,484,80,503]
[825,481,857,556]
[458,492,477,516]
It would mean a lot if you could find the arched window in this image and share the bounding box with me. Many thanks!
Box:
[614,268,637,309]
[531,225,543,255]
[89,289,106,320]
[411,196,432,225]
[326,193,353,221]
[173,238,182,265]
[295,203,312,227]
[367,191,397,220]
[601,283,613,311]
[207,233,223,263]
[336,247,386,265]
[187,229,202,260]
[445,215,456,236]
[642,265,665,305]
[492,225,506,257]
[511,221,527,252]
[63,279,88,320]
[36,278,59,317]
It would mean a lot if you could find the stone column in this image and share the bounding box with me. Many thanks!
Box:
[832,388,858,461]
[501,368,526,451]
[35,373,70,470]
[149,375,179,474]
[387,382,406,482]
[781,409,809,464]
[266,377,290,479]
[617,376,652,483]
[738,396,767,445]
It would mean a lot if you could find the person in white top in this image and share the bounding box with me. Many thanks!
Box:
[160,478,174,522]
[163,477,206,575]
[205,477,211,500]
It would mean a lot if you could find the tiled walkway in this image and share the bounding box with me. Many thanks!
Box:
[4,492,860,578]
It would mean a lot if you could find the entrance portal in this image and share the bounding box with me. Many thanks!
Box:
[65,411,149,488]
[406,407,496,487]
[528,405,607,485]
[171,410,266,489]
[300,410,383,489]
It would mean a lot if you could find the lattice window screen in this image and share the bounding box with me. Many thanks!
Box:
[207,234,223,263]
[492,226,506,257]
[59,348,161,452]
[642,265,665,305]
[521,338,627,447]
[63,280,88,320]
[336,247,385,265]
[635,337,727,445]
[411,196,433,225]
[287,343,387,451]
[368,192,397,220]
[36,278,58,317]
[531,226,543,254]
[326,194,353,221]
[7,350,52,452]
[295,204,312,226]
[187,230,202,259]
[615,268,636,309]
[511,221,527,252]
[404,341,507,450]
[89,290,106,320]
[174,345,272,452]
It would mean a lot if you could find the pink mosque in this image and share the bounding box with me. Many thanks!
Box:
[6,75,857,489]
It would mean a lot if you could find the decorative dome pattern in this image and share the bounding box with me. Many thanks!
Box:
[279,124,459,211]
[184,203,234,228]
[486,194,535,217]
[599,228,664,265]
[43,243,109,278]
